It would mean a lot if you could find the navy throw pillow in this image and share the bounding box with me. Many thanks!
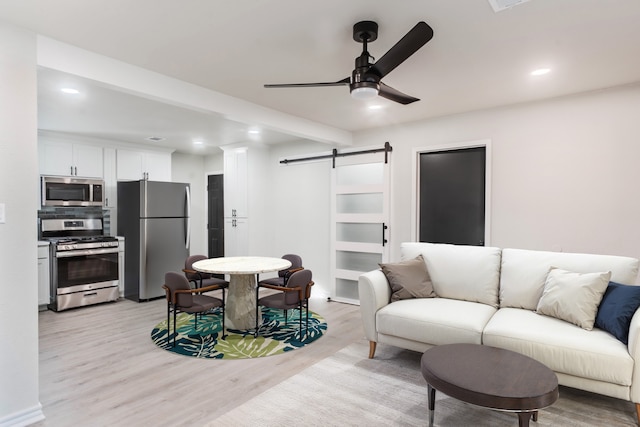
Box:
[595,282,640,344]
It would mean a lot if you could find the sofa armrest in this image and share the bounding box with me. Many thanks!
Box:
[628,308,640,402]
[358,269,391,343]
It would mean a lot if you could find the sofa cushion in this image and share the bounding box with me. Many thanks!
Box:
[499,248,639,310]
[379,255,436,302]
[483,308,633,386]
[595,282,640,344]
[536,268,610,330]
[401,242,502,307]
[376,298,497,346]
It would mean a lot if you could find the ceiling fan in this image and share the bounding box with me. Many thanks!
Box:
[264,20,434,105]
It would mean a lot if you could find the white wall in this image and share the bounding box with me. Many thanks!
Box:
[195,141,335,295]
[202,84,640,297]
[263,141,334,296]
[354,84,640,267]
[0,22,43,426]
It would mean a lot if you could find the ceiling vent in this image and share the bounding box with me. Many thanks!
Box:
[146,136,165,142]
[488,0,530,12]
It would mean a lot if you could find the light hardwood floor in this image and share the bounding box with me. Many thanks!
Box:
[35,295,363,426]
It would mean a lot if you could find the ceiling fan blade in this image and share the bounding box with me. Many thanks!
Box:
[264,77,350,88]
[370,21,433,79]
[378,82,419,105]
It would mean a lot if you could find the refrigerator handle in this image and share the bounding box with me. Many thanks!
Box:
[185,185,191,249]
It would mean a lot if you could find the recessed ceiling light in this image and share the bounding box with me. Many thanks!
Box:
[60,87,80,94]
[146,136,165,142]
[248,129,261,135]
[531,68,551,76]
[193,140,204,145]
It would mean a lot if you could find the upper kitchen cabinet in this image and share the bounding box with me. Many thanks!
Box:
[116,149,172,182]
[39,140,103,178]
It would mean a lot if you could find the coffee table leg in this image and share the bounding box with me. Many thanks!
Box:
[517,411,532,427]
[427,384,435,427]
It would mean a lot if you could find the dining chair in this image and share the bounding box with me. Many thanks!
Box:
[254,269,314,339]
[257,254,303,287]
[162,271,226,347]
[183,254,229,290]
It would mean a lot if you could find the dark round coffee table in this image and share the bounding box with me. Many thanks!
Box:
[421,343,559,427]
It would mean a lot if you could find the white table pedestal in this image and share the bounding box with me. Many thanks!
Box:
[225,273,260,330]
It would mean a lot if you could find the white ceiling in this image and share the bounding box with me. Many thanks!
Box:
[2,0,640,155]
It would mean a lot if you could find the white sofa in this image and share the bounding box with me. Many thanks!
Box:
[358,242,640,420]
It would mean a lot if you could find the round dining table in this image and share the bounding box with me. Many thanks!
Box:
[192,256,292,330]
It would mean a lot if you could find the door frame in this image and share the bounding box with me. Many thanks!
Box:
[411,139,492,245]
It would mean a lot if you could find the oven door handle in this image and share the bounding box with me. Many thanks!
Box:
[56,248,119,258]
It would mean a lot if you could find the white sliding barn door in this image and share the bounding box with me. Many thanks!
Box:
[330,152,390,305]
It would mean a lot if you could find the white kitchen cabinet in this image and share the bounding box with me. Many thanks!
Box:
[38,242,50,310]
[116,149,172,182]
[224,217,249,257]
[223,148,248,218]
[103,148,117,208]
[223,147,249,257]
[39,140,103,178]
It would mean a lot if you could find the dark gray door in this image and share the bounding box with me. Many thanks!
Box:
[419,147,486,246]
[207,174,224,258]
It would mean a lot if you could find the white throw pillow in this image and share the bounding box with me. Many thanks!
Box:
[536,267,611,330]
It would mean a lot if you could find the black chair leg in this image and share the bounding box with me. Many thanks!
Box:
[167,303,172,345]
[254,284,260,338]
[221,288,226,339]
[299,301,303,340]
[173,308,177,347]
[305,299,310,338]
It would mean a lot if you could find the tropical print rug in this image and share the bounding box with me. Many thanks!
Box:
[151,307,327,359]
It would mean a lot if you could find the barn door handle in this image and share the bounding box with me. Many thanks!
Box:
[382,223,388,246]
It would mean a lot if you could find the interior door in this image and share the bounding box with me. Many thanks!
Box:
[418,146,487,245]
[330,152,390,305]
[207,174,224,259]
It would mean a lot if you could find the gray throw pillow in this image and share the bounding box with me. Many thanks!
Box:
[536,267,611,330]
[379,255,436,302]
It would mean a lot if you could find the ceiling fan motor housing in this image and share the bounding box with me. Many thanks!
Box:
[351,21,381,95]
[353,21,378,42]
[351,62,380,95]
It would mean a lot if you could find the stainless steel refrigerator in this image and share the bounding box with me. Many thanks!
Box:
[117,180,190,301]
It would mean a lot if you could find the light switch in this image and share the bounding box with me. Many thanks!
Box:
[0,203,5,224]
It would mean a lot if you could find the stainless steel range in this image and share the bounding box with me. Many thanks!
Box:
[41,218,120,311]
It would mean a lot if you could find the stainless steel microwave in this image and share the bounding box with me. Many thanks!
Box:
[41,176,105,207]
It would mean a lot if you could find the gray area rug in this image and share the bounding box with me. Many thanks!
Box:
[210,340,637,426]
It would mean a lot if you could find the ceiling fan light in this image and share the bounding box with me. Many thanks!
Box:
[350,83,379,100]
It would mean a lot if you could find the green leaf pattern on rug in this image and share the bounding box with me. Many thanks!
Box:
[151,307,327,359]
[215,334,286,359]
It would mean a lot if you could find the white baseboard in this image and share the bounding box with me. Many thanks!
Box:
[0,403,45,427]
